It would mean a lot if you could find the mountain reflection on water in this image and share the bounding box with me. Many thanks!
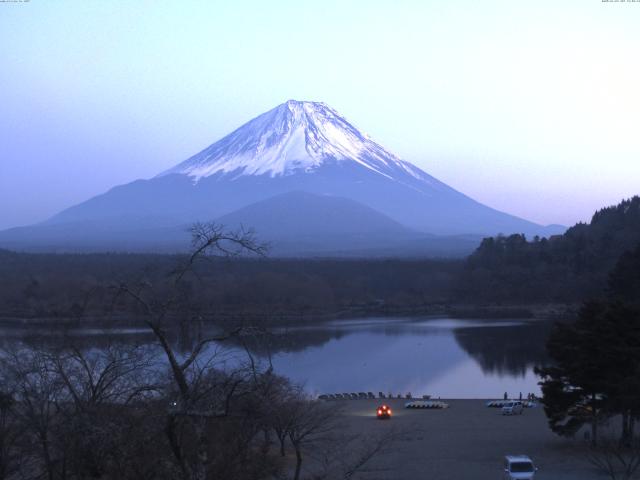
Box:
[0,317,552,399]
[453,323,552,377]
[240,318,552,398]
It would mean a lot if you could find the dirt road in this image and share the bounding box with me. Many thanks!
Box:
[335,399,602,479]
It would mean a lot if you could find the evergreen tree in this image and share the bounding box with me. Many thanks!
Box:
[537,269,640,446]
[536,301,611,445]
[609,243,640,307]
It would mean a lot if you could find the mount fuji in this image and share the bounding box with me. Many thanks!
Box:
[0,100,564,255]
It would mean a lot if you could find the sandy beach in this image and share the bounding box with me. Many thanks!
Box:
[334,399,602,479]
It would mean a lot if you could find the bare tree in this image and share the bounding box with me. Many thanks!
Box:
[266,381,301,458]
[113,223,267,480]
[0,390,23,480]
[586,435,640,480]
[286,397,341,480]
[1,339,161,480]
[0,223,309,480]
[310,429,402,480]
[48,341,158,479]
[115,223,266,406]
[2,348,65,480]
[48,342,158,410]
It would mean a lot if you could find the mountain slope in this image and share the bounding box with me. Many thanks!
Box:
[0,100,564,254]
[215,191,428,256]
[0,192,481,257]
[217,191,415,238]
[214,191,481,257]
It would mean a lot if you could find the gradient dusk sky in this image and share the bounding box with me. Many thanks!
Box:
[1,0,639,230]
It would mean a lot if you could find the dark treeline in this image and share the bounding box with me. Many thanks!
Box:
[2,196,640,324]
[458,196,640,304]
[0,251,461,324]
[534,233,640,476]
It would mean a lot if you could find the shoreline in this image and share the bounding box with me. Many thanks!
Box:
[0,303,576,330]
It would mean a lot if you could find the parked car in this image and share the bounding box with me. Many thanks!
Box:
[503,455,537,479]
[376,404,392,419]
[502,401,524,415]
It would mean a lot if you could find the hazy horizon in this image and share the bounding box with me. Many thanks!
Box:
[1,1,639,230]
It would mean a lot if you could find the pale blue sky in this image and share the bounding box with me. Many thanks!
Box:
[1,0,639,229]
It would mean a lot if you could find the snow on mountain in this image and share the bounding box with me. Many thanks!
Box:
[0,99,566,254]
[160,100,428,183]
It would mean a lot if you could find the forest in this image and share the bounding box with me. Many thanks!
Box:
[0,251,461,325]
[1,197,639,325]
[534,231,640,477]
[458,196,640,304]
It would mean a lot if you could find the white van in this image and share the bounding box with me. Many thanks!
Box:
[503,455,537,479]
[501,401,524,415]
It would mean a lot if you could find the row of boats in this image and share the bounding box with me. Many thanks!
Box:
[486,399,537,408]
[318,395,535,410]
[318,392,431,401]
[405,400,449,409]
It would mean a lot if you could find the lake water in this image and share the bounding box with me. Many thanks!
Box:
[0,317,552,399]
[252,317,551,399]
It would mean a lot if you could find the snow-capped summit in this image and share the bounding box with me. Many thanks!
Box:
[160,100,427,182]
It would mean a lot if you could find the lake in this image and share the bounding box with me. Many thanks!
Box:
[249,317,552,399]
[0,316,553,399]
